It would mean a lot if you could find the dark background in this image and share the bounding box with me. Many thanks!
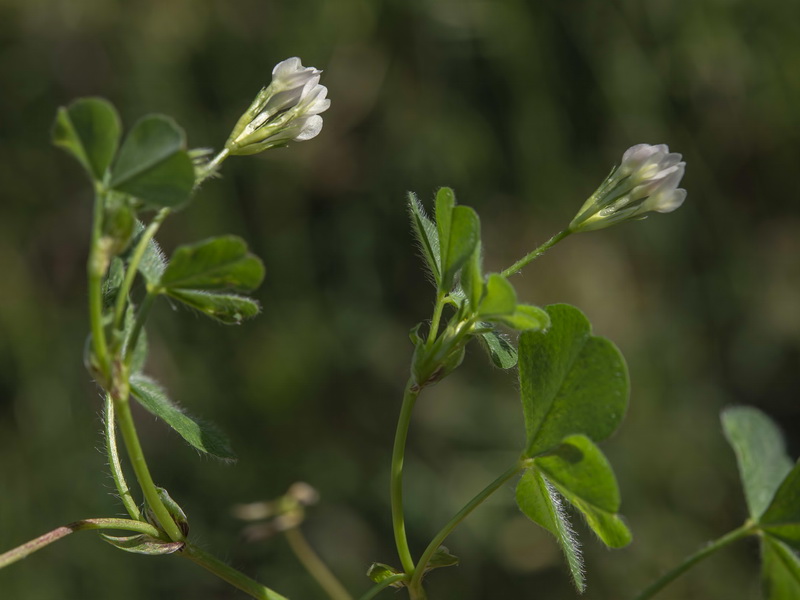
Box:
[1,1,799,598]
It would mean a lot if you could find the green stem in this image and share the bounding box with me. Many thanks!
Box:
[501,230,571,278]
[88,188,111,375]
[391,379,421,576]
[0,518,161,570]
[358,574,408,600]
[181,542,289,600]
[112,207,171,332]
[104,394,142,521]
[407,463,523,595]
[284,527,353,600]
[632,523,756,600]
[425,292,447,347]
[113,387,185,542]
[123,290,157,368]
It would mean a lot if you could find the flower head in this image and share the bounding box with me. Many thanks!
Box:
[569,144,687,233]
[225,57,331,155]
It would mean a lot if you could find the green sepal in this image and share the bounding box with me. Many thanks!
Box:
[424,546,459,572]
[516,469,584,592]
[478,329,518,369]
[519,304,629,456]
[145,486,189,537]
[158,236,265,292]
[165,289,261,325]
[129,374,237,461]
[535,434,631,548]
[101,533,184,555]
[478,274,516,317]
[109,115,195,209]
[52,97,121,181]
[367,563,405,587]
[762,536,800,600]
[722,406,794,520]
[408,192,441,285]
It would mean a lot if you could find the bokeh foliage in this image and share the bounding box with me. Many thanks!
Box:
[1,0,799,598]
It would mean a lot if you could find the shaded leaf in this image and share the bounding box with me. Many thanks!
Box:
[130,374,236,461]
[52,97,121,181]
[167,289,261,325]
[159,236,264,292]
[408,192,441,284]
[516,469,584,592]
[762,536,800,600]
[535,435,631,548]
[762,461,800,549]
[519,304,628,456]
[722,406,794,520]
[123,221,168,285]
[101,533,184,555]
[110,115,195,208]
[479,329,518,369]
[123,304,148,374]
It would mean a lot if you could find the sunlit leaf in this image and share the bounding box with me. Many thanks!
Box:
[367,562,404,587]
[461,242,483,308]
[52,97,121,181]
[535,435,631,548]
[519,304,628,456]
[129,374,236,461]
[478,274,516,317]
[722,406,794,520]
[491,304,550,332]
[110,115,194,209]
[516,469,584,592]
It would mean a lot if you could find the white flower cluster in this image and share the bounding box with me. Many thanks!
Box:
[569,144,687,233]
[226,57,331,155]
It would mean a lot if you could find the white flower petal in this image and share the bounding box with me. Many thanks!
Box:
[293,115,323,141]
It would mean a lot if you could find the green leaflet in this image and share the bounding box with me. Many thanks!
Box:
[535,435,631,548]
[722,406,794,520]
[518,304,628,456]
[52,97,121,182]
[129,374,236,461]
[516,469,584,592]
[109,115,195,209]
[408,192,441,285]
[159,236,265,292]
[762,536,800,600]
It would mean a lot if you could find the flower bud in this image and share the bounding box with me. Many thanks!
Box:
[225,57,331,155]
[569,144,687,233]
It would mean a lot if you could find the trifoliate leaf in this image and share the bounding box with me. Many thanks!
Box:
[519,304,628,456]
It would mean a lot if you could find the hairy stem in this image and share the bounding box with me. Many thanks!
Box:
[181,542,289,600]
[633,523,756,600]
[112,383,185,542]
[391,379,421,576]
[358,574,408,600]
[0,518,161,570]
[407,463,523,595]
[284,527,353,600]
[104,394,142,521]
[501,230,571,278]
[112,207,171,332]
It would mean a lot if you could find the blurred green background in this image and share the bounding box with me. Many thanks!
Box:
[1,0,799,598]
